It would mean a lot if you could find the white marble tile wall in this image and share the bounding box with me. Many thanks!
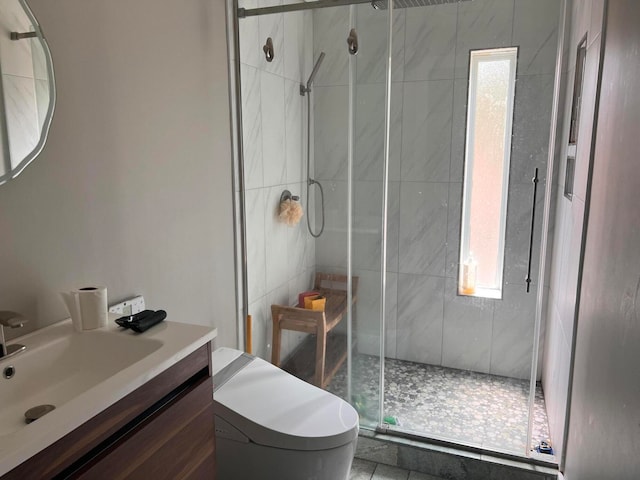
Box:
[396,273,445,365]
[0,0,36,78]
[313,0,560,379]
[3,74,40,167]
[313,85,349,180]
[400,81,453,183]
[404,4,457,82]
[239,1,316,361]
[31,37,48,81]
[312,6,351,87]
[398,182,448,277]
[542,0,605,461]
[442,277,493,372]
[454,0,515,79]
[34,79,49,131]
[355,5,406,84]
[0,0,41,167]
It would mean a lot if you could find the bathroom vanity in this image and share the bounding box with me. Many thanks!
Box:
[0,316,217,479]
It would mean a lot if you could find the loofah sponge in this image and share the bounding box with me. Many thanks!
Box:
[279,198,304,226]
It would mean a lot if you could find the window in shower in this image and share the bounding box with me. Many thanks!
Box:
[459,47,518,299]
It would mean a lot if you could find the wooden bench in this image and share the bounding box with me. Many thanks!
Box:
[271,273,358,388]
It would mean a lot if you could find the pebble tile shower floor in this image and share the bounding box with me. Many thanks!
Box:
[327,354,551,455]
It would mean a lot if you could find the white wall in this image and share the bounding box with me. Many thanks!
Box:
[563,2,640,477]
[542,0,605,464]
[0,0,237,348]
[238,0,316,360]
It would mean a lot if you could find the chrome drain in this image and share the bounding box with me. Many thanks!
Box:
[25,404,56,424]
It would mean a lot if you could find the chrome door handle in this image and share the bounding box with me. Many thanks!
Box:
[525,168,539,293]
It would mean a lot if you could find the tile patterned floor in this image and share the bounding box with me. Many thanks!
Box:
[350,458,444,480]
[328,354,551,455]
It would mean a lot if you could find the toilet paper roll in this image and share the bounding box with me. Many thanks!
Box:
[76,286,108,330]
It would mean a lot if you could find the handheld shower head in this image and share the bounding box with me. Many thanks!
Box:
[301,52,326,96]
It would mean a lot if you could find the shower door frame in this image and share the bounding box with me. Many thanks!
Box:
[227,0,389,424]
[227,0,570,463]
[368,0,569,463]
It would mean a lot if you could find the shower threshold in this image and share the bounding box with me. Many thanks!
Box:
[326,354,557,463]
[353,430,558,480]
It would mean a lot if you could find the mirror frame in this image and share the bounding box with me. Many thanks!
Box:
[0,0,56,186]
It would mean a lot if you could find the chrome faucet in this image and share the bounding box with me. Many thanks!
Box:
[0,311,28,360]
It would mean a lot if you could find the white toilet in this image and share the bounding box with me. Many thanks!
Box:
[212,347,359,480]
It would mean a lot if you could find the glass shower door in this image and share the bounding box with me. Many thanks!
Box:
[371,0,560,458]
[235,0,561,459]
[311,3,392,429]
[349,3,392,429]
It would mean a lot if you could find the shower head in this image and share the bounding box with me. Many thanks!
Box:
[371,0,472,9]
[301,52,326,95]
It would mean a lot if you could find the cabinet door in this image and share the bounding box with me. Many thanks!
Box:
[75,377,215,480]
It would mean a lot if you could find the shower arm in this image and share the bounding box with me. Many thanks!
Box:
[301,52,326,96]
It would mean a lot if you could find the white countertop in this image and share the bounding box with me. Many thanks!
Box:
[0,314,217,476]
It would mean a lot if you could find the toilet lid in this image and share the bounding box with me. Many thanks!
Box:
[212,348,359,451]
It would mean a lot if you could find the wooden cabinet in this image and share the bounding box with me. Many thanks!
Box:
[2,343,216,480]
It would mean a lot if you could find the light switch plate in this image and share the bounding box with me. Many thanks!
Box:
[108,296,146,315]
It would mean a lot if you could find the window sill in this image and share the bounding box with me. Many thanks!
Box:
[458,287,502,300]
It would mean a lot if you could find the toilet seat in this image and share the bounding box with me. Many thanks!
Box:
[213,348,359,452]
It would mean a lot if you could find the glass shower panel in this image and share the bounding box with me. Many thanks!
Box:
[310,4,356,405]
[237,3,318,365]
[237,0,386,430]
[235,0,560,460]
[376,0,559,457]
[312,4,389,430]
[349,3,392,429]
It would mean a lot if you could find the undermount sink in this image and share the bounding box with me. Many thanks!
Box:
[0,325,162,437]
[0,314,216,477]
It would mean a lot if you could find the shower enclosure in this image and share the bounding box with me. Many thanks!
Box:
[230,0,565,461]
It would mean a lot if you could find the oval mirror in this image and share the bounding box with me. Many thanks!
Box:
[0,0,55,186]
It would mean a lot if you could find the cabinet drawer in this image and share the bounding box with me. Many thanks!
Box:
[75,376,215,479]
[2,345,212,480]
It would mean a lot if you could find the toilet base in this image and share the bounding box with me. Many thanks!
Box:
[215,436,356,480]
